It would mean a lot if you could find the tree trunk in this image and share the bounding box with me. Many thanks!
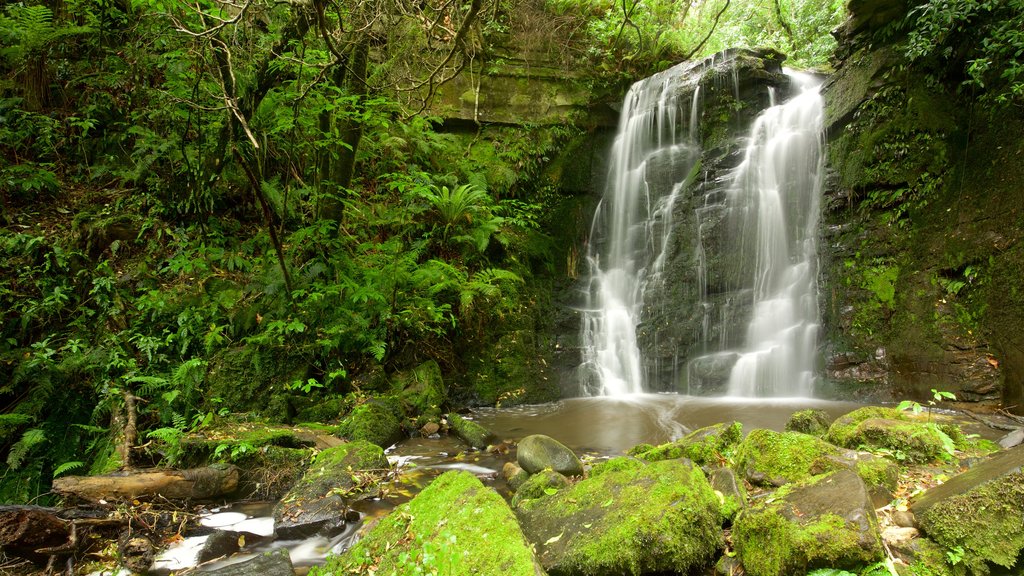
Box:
[321,41,370,222]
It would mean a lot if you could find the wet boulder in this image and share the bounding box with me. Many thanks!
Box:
[629,421,742,466]
[273,441,387,539]
[911,444,1024,573]
[337,400,404,448]
[785,409,832,437]
[317,471,543,575]
[447,413,496,449]
[516,457,722,575]
[517,434,584,476]
[511,468,571,509]
[732,469,883,576]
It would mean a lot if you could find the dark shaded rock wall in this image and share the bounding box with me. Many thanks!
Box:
[820,0,1023,410]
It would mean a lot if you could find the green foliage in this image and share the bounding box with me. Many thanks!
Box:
[905,0,1024,107]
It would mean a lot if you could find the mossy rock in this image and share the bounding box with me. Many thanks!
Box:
[825,406,906,447]
[273,441,388,539]
[511,468,571,509]
[785,409,832,437]
[314,471,543,576]
[911,445,1024,574]
[732,429,844,486]
[293,396,348,423]
[337,401,404,448]
[179,420,316,464]
[232,445,313,500]
[628,421,742,466]
[205,346,310,421]
[828,410,956,464]
[447,413,496,450]
[391,360,446,421]
[732,469,884,576]
[461,329,561,407]
[516,457,722,575]
[710,467,746,523]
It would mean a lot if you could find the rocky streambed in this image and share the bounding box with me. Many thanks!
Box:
[6,399,1023,576]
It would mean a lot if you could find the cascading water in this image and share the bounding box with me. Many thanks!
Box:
[723,72,825,397]
[579,65,702,396]
[580,53,825,399]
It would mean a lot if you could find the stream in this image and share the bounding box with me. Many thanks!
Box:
[150,395,1003,574]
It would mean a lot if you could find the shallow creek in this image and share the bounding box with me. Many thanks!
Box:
[153,395,1001,574]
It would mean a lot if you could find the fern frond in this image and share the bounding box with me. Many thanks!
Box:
[53,460,85,478]
[7,427,46,469]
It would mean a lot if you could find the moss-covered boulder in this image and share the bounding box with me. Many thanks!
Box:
[826,407,958,463]
[511,468,571,509]
[628,421,742,466]
[337,400,404,448]
[391,360,446,421]
[516,457,722,575]
[517,434,583,476]
[273,441,388,539]
[910,444,1024,574]
[205,346,309,420]
[314,471,543,576]
[732,469,884,576]
[447,413,496,449]
[785,409,832,437]
[732,429,842,486]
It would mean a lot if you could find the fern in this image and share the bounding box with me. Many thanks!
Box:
[53,460,84,478]
[0,413,35,442]
[0,6,91,62]
[7,427,46,469]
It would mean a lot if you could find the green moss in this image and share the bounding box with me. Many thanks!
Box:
[918,472,1024,574]
[338,401,404,448]
[826,406,906,448]
[316,471,540,576]
[733,429,842,486]
[629,421,742,466]
[734,511,877,576]
[447,413,495,449]
[511,468,570,509]
[829,413,955,464]
[900,537,965,576]
[589,456,645,477]
[294,396,347,423]
[785,409,832,437]
[517,458,722,574]
[391,360,446,420]
[205,345,309,420]
[854,457,899,493]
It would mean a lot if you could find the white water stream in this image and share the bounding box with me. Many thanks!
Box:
[579,64,702,396]
[724,72,825,397]
[581,64,825,398]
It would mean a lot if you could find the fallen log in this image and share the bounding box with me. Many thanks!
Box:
[0,506,124,565]
[52,464,239,502]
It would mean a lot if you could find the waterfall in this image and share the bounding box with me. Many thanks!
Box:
[579,54,825,399]
[579,65,702,396]
[724,72,825,397]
